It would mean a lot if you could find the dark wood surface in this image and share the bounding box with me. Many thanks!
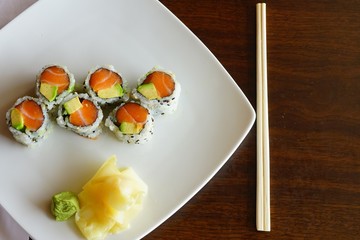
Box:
[143,1,360,239]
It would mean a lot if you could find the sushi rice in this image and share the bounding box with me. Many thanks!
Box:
[35,64,76,111]
[56,93,103,139]
[6,96,52,146]
[83,65,129,106]
[105,101,154,144]
[131,66,181,116]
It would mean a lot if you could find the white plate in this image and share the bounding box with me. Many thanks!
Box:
[0,0,255,239]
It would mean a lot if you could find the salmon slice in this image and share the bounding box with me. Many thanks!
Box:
[69,100,98,127]
[143,71,175,98]
[89,68,122,92]
[15,100,44,131]
[116,102,148,125]
[40,66,70,94]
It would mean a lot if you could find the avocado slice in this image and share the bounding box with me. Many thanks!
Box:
[137,83,159,100]
[64,96,83,114]
[119,122,143,134]
[40,83,58,101]
[10,108,24,130]
[97,83,124,99]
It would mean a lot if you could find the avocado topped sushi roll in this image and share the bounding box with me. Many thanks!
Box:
[84,65,128,106]
[105,102,154,144]
[132,67,181,116]
[6,96,51,146]
[56,93,103,139]
[36,64,75,110]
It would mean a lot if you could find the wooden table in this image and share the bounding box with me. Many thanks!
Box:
[144,1,360,239]
[1,0,358,239]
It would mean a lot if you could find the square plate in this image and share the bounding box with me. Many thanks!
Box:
[0,0,255,239]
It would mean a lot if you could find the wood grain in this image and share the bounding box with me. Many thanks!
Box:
[143,0,360,239]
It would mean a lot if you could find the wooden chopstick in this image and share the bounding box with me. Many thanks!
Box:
[256,2,271,232]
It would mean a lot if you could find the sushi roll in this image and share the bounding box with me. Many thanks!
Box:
[84,65,128,106]
[36,64,75,110]
[105,102,154,144]
[6,96,51,146]
[131,67,181,116]
[56,93,103,139]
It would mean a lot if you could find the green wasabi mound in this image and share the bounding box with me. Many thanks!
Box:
[51,191,79,221]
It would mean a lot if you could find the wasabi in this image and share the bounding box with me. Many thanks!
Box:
[51,191,79,221]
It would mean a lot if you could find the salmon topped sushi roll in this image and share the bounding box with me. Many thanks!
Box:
[105,102,154,144]
[84,65,128,106]
[36,65,75,110]
[6,96,51,146]
[132,66,181,116]
[56,93,103,139]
